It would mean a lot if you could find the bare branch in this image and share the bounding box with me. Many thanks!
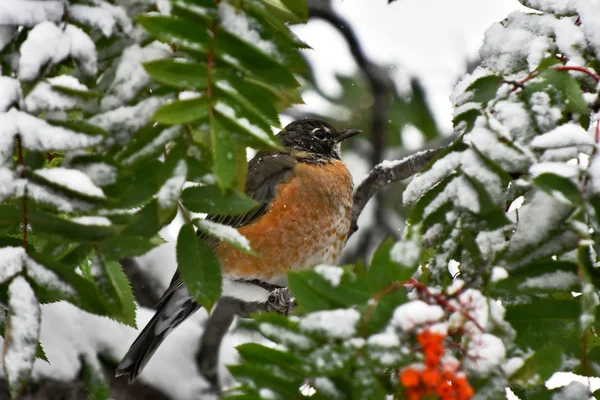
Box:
[348,146,446,239]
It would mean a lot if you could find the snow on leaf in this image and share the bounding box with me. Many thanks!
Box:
[88,96,168,139]
[24,76,88,114]
[463,333,506,376]
[529,162,579,178]
[0,247,25,283]
[391,300,444,331]
[34,168,106,198]
[26,257,76,297]
[520,270,579,290]
[218,2,279,58]
[101,42,171,110]
[157,160,187,209]
[314,265,344,287]
[258,323,313,350]
[69,1,132,37]
[0,26,15,52]
[0,109,103,163]
[196,218,251,252]
[403,152,462,205]
[64,24,97,77]
[0,0,64,27]
[299,309,360,339]
[0,77,22,112]
[19,21,70,81]
[72,216,112,226]
[122,126,181,165]
[530,123,595,149]
[3,277,41,396]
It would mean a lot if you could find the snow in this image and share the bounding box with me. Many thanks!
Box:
[390,228,421,268]
[3,277,40,392]
[490,266,508,283]
[0,1,64,27]
[34,168,106,198]
[73,162,117,186]
[25,258,75,297]
[530,124,595,149]
[577,0,600,59]
[101,43,171,110]
[391,300,444,331]
[529,162,579,178]
[0,26,15,52]
[197,219,251,252]
[24,76,87,114]
[0,109,104,163]
[424,175,481,216]
[258,323,313,350]
[259,388,278,399]
[88,96,167,138]
[403,152,461,204]
[123,126,181,165]
[509,190,572,252]
[64,24,97,77]
[0,247,25,283]
[314,265,344,287]
[530,92,563,131]
[299,309,360,339]
[464,333,506,376]
[19,22,70,81]
[521,0,576,15]
[69,1,132,37]
[520,270,579,290]
[156,160,187,208]
[0,77,21,113]
[72,216,112,226]
[214,101,275,145]
[221,278,270,303]
[503,357,525,376]
[366,331,400,347]
[218,2,278,58]
[313,377,340,397]
[551,381,590,400]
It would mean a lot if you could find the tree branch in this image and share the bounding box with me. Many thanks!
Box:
[348,146,446,239]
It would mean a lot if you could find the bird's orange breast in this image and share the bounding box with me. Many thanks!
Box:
[217,159,353,284]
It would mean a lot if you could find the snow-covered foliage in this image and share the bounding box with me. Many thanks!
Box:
[0,0,307,398]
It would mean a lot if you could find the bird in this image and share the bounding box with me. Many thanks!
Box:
[115,118,360,383]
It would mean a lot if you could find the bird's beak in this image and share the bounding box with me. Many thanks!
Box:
[335,128,361,143]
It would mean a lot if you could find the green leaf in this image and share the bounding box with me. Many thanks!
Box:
[176,224,222,310]
[0,205,22,226]
[103,260,137,327]
[368,238,414,292]
[152,97,209,124]
[493,261,579,295]
[511,345,564,387]
[465,75,503,103]
[257,0,303,23]
[538,69,589,115]
[211,116,237,188]
[81,356,109,400]
[236,343,304,377]
[143,59,208,88]
[362,289,407,337]
[181,185,257,214]
[117,125,182,166]
[27,207,117,242]
[47,119,110,137]
[214,109,280,149]
[96,235,164,260]
[136,15,210,53]
[280,0,308,21]
[533,173,582,206]
[122,199,177,238]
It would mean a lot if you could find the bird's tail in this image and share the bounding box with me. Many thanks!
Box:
[115,288,199,382]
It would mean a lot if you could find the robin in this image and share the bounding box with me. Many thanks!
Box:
[115,119,360,383]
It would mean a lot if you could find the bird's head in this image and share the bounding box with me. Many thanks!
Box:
[277,119,361,160]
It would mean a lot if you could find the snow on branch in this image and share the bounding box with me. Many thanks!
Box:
[348,147,446,239]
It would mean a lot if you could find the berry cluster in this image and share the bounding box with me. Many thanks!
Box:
[398,330,474,400]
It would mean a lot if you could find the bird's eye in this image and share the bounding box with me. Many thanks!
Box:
[312,128,327,140]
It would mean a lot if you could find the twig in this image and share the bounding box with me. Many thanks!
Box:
[348,146,446,239]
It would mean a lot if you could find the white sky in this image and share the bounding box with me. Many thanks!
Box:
[292,0,529,133]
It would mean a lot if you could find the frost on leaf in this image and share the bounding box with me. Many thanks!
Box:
[299,309,360,339]
[3,277,41,396]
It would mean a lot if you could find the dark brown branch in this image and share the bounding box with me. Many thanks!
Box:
[196,288,295,391]
[348,146,446,239]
